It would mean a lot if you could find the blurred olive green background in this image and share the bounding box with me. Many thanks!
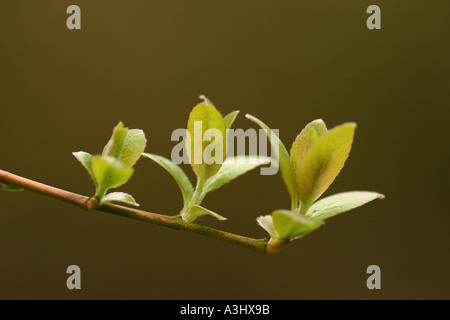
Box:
[1,1,448,299]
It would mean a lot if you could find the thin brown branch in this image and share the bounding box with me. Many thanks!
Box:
[0,169,269,253]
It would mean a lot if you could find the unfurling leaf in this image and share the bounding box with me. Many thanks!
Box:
[296,123,356,209]
[72,151,95,181]
[186,102,227,178]
[119,129,147,168]
[256,215,277,239]
[246,114,297,209]
[183,204,227,222]
[203,156,271,193]
[290,119,327,171]
[272,210,323,240]
[73,122,146,204]
[102,122,128,160]
[142,153,193,206]
[91,156,134,199]
[101,192,139,206]
[103,122,147,168]
[199,94,215,107]
[306,191,384,220]
[224,111,240,129]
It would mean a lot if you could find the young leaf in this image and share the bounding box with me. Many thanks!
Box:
[119,129,147,168]
[256,215,278,239]
[183,204,227,222]
[0,183,23,192]
[103,123,146,168]
[142,153,193,205]
[203,156,271,193]
[186,103,227,178]
[306,191,385,220]
[101,192,139,206]
[91,156,134,199]
[246,114,297,208]
[290,119,327,170]
[72,151,95,181]
[296,123,356,209]
[272,210,323,240]
[199,94,215,107]
[224,111,239,129]
[102,122,128,160]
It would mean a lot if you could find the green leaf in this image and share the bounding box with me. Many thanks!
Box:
[103,123,147,168]
[246,114,297,208]
[183,204,227,222]
[296,123,356,209]
[186,103,227,178]
[102,122,128,160]
[72,151,95,182]
[120,129,147,167]
[256,215,277,239]
[290,119,327,172]
[91,156,134,200]
[101,192,139,206]
[306,191,385,220]
[0,183,23,192]
[224,111,239,129]
[199,94,215,107]
[203,156,271,193]
[142,153,193,206]
[272,210,323,240]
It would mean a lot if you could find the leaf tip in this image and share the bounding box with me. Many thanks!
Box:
[347,122,357,129]
[230,110,240,118]
[198,94,215,106]
[245,113,258,123]
[312,118,326,124]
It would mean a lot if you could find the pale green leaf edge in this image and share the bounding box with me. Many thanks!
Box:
[101,191,139,206]
[272,210,323,240]
[185,204,227,221]
[306,191,385,220]
[142,153,194,206]
[246,114,298,209]
[73,151,95,184]
[256,215,278,239]
[224,111,240,129]
[203,156,271,193]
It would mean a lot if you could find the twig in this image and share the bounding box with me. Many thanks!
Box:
[0,169,269,253]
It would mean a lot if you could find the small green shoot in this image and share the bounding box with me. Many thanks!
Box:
[143,96,268,222]
[248,115,384,249]
[73,122,146,206]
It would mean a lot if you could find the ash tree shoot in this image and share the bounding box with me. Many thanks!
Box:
[0,96,384,254]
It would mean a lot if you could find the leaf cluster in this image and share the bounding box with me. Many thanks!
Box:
[21,95,383,252]
[247,116,384,246]
[73,122,146,206]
